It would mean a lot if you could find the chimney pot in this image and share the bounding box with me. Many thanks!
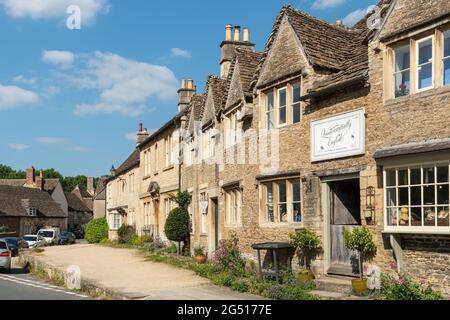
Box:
[138,122,143,132]
[335,20,344,27]
[243,27,250,42]
[225,24,232,41]
[234,26,241,42]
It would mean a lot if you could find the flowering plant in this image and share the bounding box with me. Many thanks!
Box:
[212,233,246,276]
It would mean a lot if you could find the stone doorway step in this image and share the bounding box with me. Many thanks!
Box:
[311,275,368,300]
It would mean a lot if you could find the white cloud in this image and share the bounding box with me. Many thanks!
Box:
[74,103,152,117]
[0,0,110,25]
[42,50,74,68]
[0,84,39,110]
[343,5,376,27]
[13,75,37,85]
[8,143,30,150]
[170,48,192,58]
[66,146,90,152]
[33,137,68,144]
[45,85,60,96]
[125,132,136,141]
[71,51,178,117]
[311,0,346,10]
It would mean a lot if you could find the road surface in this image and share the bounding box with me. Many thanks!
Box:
[0,258,89,300]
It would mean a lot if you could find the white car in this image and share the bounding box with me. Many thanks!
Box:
[0,239,11,273]
[23,235,47,248]
[37,229,60,245]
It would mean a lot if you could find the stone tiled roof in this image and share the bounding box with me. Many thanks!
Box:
[109,149,140,181]
[93,177,107,199]
[73,185,92,199]
[374,137,450,159]
[201,76,227,125]
[188,94,206,134]
[0,185,66,218]
[379,0,450,41]
[0,178,60,193]
[65,192,92,213]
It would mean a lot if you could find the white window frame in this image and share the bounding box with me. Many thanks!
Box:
[112,211,121,230]
[393,43,411,98]
[226,189,241,226]
[200,192,208,234]
[291,83,301,124]
[277,87,287,127]
[28,207,37,217]
[266,91,274,130]
[383,161,450,234]
[443,30,450,86]
[416,35,435,92]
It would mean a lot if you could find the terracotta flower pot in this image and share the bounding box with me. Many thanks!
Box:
[196,255,207,264]
[298,269,315,284]
[352,278,368,296]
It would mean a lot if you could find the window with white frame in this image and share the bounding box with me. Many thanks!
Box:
[164,198,174,217]
[184,139,193,166]
[144,149,151,176]
[165,134,174,167]
[278,88,287,127]
[226,111,239,148]
[292,83,301,124]
[28,207,37,217]
[144,202,152,226]
[393,44,411,97]
[226,189,241,225]
[200,192,208,234]
[443,30,450,86]
[262,179,302,224]
[384,163,449,230]
[113,211,121,229]
[416,36,434,91]
[266,91,274,130]
[154,144,159,172]
[202,128,215,160]
[129,173,134,193]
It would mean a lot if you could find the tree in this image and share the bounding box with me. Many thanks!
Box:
[289,229,321,270]
[85,218,109,243]
[343,227,377,280]
[0,165,25,179]
[164,192,192,254]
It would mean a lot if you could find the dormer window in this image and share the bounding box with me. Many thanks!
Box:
[416,36,434,92]
[393,44,410,97]
[443,30,450,86]
[28,207,37,216]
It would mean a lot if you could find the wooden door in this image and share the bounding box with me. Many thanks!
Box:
[328,179,361,276]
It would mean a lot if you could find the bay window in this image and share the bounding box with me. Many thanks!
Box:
[416,36,434,91]
[261,179,302,224]
[384,163,450,231]
[393,44,410,97]
[443,30,450,86]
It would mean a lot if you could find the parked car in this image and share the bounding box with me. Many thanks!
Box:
[37,228,60,245]
[71,229,85,239]
[0,239,11,273]
[23,235,47,248]
[59,231,76,245]
[2,237,29,257]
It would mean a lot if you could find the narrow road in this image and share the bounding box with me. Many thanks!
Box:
[0,258,89,300]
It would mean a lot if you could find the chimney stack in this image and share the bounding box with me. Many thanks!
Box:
[136,122,150,146]
[233,26,241,42]
[243,27,250,42]
[35,170,44,191]
[178,79,196,112]
[110,165,116,177]
[26,166,35,186]
[87,176,95,195]
[220,24,255,78]
[335,20,345,28]
[225,24,233,41]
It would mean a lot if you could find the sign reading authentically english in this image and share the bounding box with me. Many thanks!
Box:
[311,109,365,162]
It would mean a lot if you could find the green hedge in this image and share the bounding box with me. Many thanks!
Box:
[85,218,109,243]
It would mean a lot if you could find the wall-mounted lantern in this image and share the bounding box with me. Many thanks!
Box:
[365,186,375,223]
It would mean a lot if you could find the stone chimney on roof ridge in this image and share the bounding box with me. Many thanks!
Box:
[136,122,149,146]
[178,79,196,112]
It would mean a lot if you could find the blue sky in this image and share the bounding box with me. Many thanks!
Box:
[0,0,376,177]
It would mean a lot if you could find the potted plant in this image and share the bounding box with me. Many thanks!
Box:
[194,246,207,264]
[343,227,377,296]
[289,229,321,284]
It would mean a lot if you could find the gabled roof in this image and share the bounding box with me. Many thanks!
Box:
[72,185,92,199]
[201,76,227,126]
[379,0,450,41]
[65,192,93,213]
[0,185,66,218]
[94,177,107,198]
[0,178,61,193]
[188,94,206,134]
[228,48,262,99]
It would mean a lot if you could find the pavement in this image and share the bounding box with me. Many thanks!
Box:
[0,258,88,300]
[29,243,263,300]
